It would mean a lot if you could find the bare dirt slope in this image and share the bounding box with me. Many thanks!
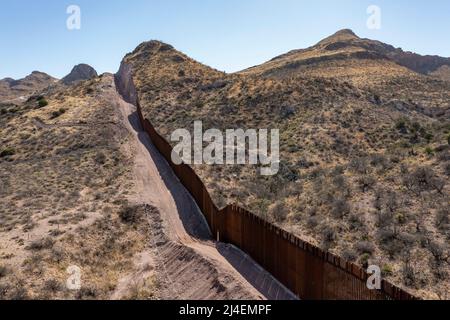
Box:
[113,79,296,300]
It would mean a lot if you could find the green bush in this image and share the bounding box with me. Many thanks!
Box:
[38,98,48,108]
[382,264,393,276]
[50,108,66,119]
[425,147,434,156]
[424,133,433,142]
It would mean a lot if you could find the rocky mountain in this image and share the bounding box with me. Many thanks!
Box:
[61,64,98,85]
[242,29,450,83]
[387,49,450,79]
[123,31,450,299]
[0,71,57,103]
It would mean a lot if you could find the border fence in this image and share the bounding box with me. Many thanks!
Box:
[115,69,417,300]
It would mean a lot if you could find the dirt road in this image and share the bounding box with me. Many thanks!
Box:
[112,78,297,300]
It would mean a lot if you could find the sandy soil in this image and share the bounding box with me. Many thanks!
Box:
[112,77,296,300]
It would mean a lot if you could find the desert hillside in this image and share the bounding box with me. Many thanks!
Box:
[0,71,291,300]
[124,31,450,299]
[0,74,148,299]
[0,72,57,103]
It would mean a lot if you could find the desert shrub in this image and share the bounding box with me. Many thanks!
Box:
[332,175,351,198]
[94,152,107,165]
[395,119,407,132]
[402,262,416,287]
[359,253,370,267]
[50,108,66,119]
[444,162,450,176]
[342,249,357,262]
[348,213,365,231]
[369,153,391,171]
[384,191,399,214]
[402,166,443,195]
[354,241,375,255]
[398,232,417,247]
[8,286,29,300]
[382,264,394,276]
[119,205,143,224]
[435,205,449,229]
[0,283,9,298]
[268,201,288,223]
[49,247,65,263]
[38,98,48,108]
[330,198,350,219]
[320,225,337,249]
[377,228,400,257]
[425,147,434,156]
[76,286,99,300]
[0,147,15,158]
[428,241,448,264]
[0,265,10,278]
[27,237,55,251]
[357,175,376,193]
[424,133,434,143]
[306,216,319,229]
[349,157,370,174]
[431,263,448,281]
[42,279,62,293]
[438,149,450,162]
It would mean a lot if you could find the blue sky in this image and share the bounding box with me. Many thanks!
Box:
[1,0,449,79]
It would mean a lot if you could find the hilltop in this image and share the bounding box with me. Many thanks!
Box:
[61,64,98,86]
[0,71,57,103]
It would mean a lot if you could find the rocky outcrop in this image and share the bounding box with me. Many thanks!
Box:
[61,64,98,85]
[0,71,57,102]
[114,62,139,106]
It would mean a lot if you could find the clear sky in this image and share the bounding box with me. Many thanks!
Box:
[1,0,449,79]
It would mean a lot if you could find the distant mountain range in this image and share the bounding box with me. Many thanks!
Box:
[0,64,98,103]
